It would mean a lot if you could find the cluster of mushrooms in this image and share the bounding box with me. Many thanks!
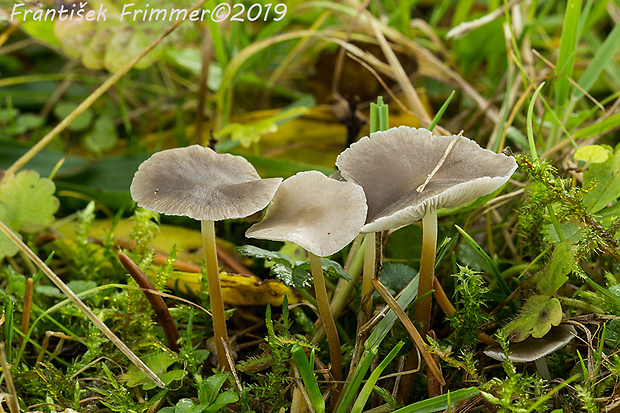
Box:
[130,125,519,380]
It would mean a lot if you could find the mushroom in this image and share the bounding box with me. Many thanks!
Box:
[246,170,368,384]
[484,325,577,379]
[336,126,517,336]
[130,145,282,370]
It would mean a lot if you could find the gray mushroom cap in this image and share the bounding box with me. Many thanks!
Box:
[130,145,282,221]
[484,325,577,363]
[335,126,518,233]
[245,171,368,257]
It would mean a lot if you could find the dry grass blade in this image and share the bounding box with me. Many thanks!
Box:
[446,0,524,40]
[369,16,431,126]
[0,219,165,389]
[371,278,446,387]
[0,343,19,413]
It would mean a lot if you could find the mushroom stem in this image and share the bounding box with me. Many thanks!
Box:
[201,219,230,371]
[415,208,438,338]
[361,231,376,321]
[309,252,342,385]
[534,357,551,380]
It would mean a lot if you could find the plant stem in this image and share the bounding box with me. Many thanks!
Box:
[315,234,365,343]
[361,232,376,321]
[201,220,230,371]
[19,278,33,348]
[415,209,438,338]
[309,252,342,385]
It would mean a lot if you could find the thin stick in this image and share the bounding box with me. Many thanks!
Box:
[118,252,180,352]
[371,278,445,387]
[417,135,460,193]
[415,209,438,338]
[221,337,243,394]
[309,252,342,387]
[0,342,19,413]
[0,219,165,388]
[201,220,231,371]
[6,0,208,175]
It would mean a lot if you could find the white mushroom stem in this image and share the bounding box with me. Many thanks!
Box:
[201,219,231,371]
[309,252,342,384]
[415,209,438,337]
[361,231,376,320]
[534,357,551,380]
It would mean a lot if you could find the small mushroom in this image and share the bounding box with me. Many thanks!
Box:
[484,325,577,379]
[130,145,282,370]
[336,126,517,335]
[246,170,368,383]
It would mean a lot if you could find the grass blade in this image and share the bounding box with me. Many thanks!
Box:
[392,387,479,413]
[350,342,404,413]
[335,348,377,413]
[574,111,620,139]
[554,0,582,109]
[291,344,325,413]
[572,16,620,101]
[527,82,545,160]
[428,91,455,132]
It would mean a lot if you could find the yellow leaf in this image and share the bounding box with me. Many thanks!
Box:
[167,271,299,306]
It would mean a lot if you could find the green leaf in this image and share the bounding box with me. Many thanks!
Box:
[53,102,93,131]
[66,280,98,295]
[199,374,229,405]
[15,113,44,134]
[173,399,198,413]
[297,259,352,282]
[204,391,239,413]
[83,116,118,156]
[119,351,185,390]
[537,241,576,296]
[0,211,20,260]
[501,295,563,342]
[378,262,417,297]
[320,258,351,281]
[574,145,609,164]
[236,245,292,266]
[0,170,59,233]
[0,170,59,259]
[582,148,620,212]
